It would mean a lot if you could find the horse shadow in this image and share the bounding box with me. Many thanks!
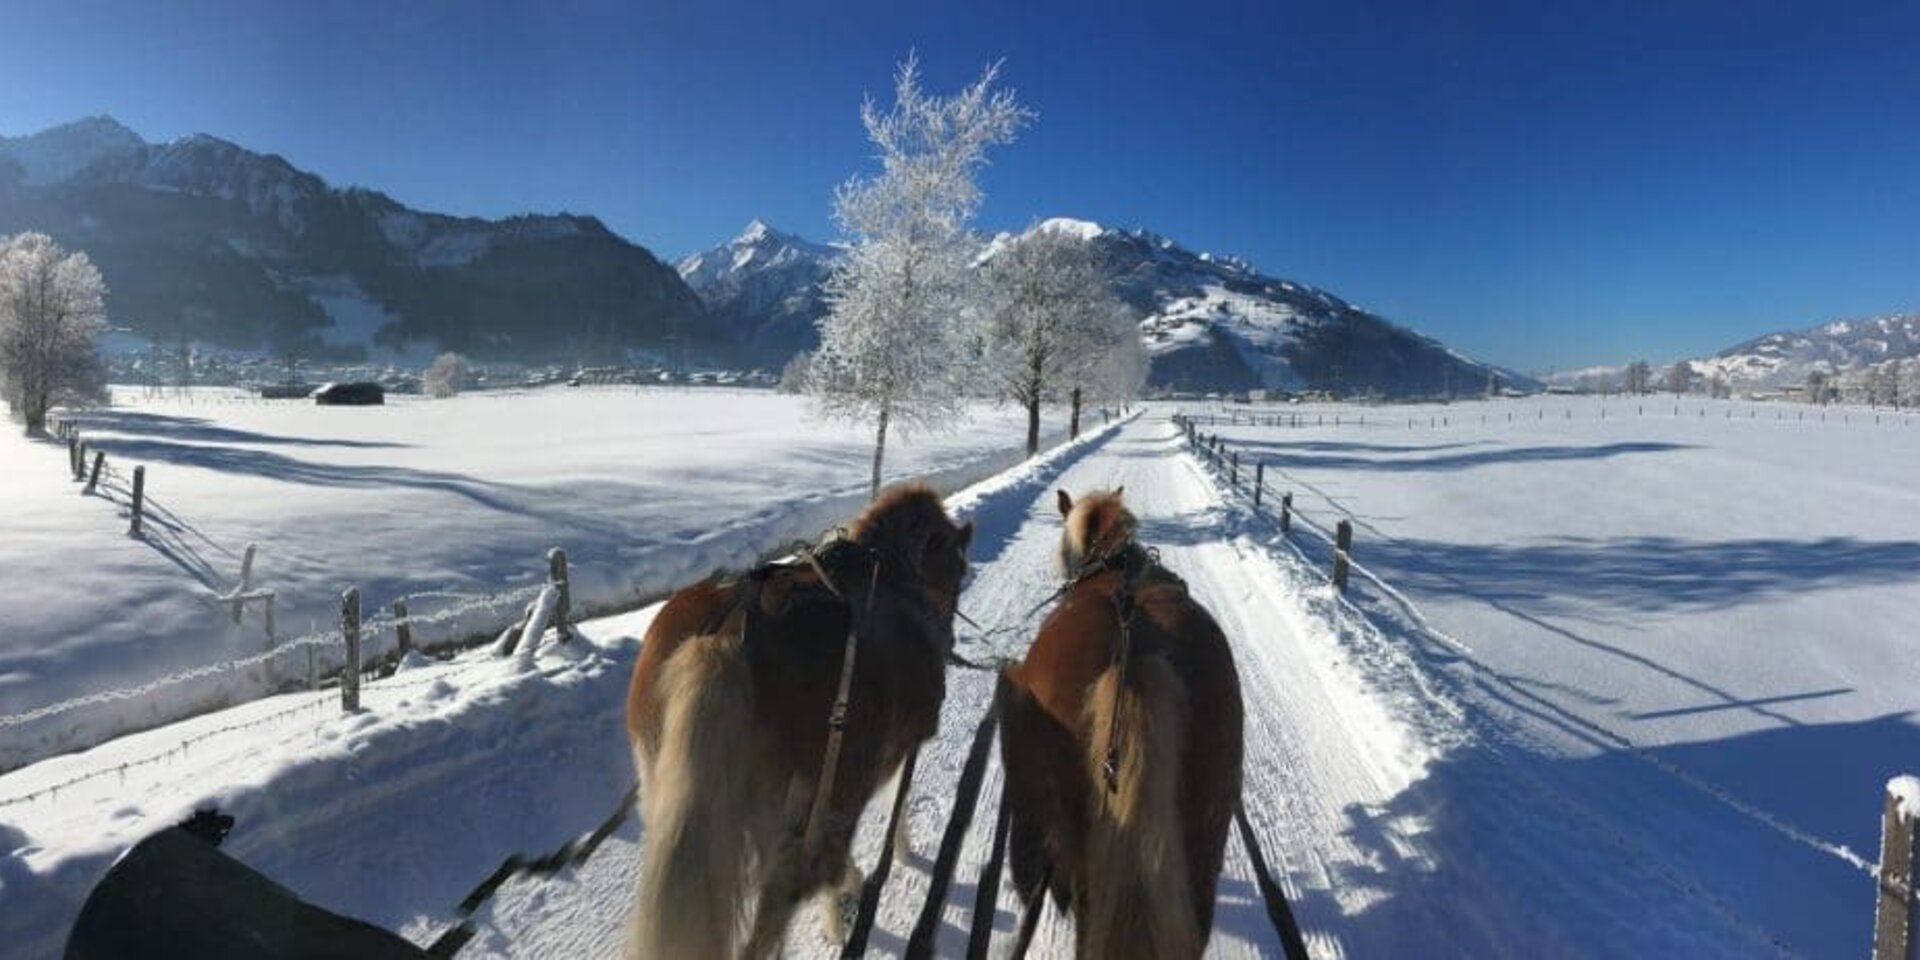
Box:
[1361,535,1920,615]
[1284,714,1920,958]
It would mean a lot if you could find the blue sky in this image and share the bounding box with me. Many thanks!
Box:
[2,0,1916,372]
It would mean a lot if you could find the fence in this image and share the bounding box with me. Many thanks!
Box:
[1173,411,1919,958]
[1182,396,1918,433]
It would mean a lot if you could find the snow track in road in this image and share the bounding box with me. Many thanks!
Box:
[469,414,1792,957]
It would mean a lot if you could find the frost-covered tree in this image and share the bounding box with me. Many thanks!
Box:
[423,351,467,398]
[1804,369,1830,405]
[1900,359,1920,409]
[0,233,108,433]
[1706,371,1732,400]
[778,350,812,395]
[1070,313,1145,434]
[981,227,1130,454]
[1621,360,1652,395]
[1868,363,1901,407]
[1660,361,1694,396]
[810,55,1032,496]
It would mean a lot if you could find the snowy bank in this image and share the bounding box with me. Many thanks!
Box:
[0,407,1137,959]
[0,388,1103,770]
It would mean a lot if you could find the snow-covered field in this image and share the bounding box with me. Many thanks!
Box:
[3,398,1915,959]
[0,386,1072,770]
[1181,393,1920,956]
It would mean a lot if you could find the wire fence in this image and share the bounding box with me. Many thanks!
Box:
[1174,414,1920,930]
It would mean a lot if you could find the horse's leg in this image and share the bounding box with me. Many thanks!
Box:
[817,858,863,945]
[889,749,918,864]
[741,833,809,960]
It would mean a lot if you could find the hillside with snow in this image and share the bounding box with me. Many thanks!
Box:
[1011,218,1530,397]
[676,220,842,364]
[0,117,706,364]
[1688,313,1920,389]
[679,215,1530,398]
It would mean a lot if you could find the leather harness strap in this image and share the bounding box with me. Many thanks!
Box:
[802,553,881,856]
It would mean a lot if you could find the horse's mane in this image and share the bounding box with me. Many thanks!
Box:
[849,482,950,550]
[1060,489,1140,575]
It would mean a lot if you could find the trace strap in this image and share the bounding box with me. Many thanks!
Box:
[802,552,882,858]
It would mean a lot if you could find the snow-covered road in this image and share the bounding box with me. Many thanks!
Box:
[465,413,1790,957]
[4,411,1826,958]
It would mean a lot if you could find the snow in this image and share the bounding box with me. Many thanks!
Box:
[1185,393,1920,955]
[0,410,1133,960]
[1892,776,1920,823]
[1033,216,1107,241]
[0,387,1071,770]
[0,117,146,186]
[4,400,1911,958]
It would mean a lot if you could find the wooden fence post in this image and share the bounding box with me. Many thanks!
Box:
[263,594,276,643]
[129,466,146,536]
[85,450,105,494]
[1875,777,1917,960]
[548,547,572,638]
[393,599,412,656]
[1254,462,1265,507]
[1280,492,1293,533]
[1230,451,1239,487]
[231,543,256,623]
[341,587,361,713]
[1333,520,1353,590]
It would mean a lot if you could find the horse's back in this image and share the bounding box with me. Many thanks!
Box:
[627,580,735,750]
[1005,571,1245,949]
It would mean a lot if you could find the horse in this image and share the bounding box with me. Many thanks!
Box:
[997,487,1245,959]
[623,482,973,960]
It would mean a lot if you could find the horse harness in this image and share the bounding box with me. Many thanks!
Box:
[1079,543,1178,794]
[702,529,895,858]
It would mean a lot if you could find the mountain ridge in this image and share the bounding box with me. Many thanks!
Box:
[680,214,1531,397]
[0,116,706,363]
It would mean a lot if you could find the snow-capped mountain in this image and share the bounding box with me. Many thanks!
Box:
[995,218,1529,397]
[0,115,147,186]
[0,117,706,363]
[1687,313,1920,388]
[677,220,840,364]
[680,215,1526,397]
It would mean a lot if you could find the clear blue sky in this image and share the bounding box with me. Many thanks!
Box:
[3,0,1916,373]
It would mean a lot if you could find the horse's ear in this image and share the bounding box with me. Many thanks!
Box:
[956,521,974,555]
[1057,489,1074,517]
[1113,485,1125,500]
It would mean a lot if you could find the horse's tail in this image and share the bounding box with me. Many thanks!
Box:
[628,633,756,960]
[1080,653,1202,960]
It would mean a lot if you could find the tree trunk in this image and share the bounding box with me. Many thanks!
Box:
[1069,387,1083,439]
[869,404,891,500]
[1025,395,1041,457]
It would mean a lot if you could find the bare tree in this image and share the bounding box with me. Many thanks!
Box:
[980,226,1127,454]
[423,351,468,398]
[0,232,108,433]
[809,54,1032,496]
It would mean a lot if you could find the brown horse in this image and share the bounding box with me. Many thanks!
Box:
[624,483,973,959]
[998,488,1245,959]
